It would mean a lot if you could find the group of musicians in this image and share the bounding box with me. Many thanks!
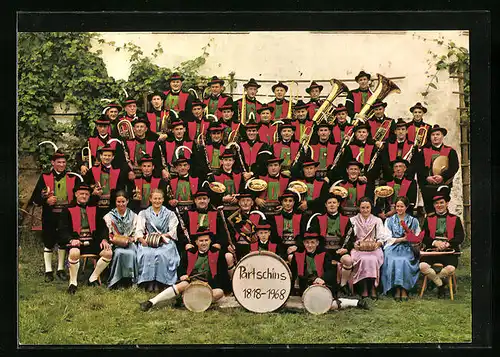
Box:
[32,70,464,311]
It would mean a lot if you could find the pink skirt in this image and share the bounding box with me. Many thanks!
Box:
[351,248,384,287]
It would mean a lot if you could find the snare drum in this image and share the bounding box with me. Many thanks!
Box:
[302,285,333,315]
[182,280,213,312]
[232,251,292,313]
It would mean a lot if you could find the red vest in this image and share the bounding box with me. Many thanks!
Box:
[237,98,262,122]
[317,214,349,237]
[340,181,367,206]
[332,124,353,143]
[388,141,413,162]
[275,213,302,238]
[259,174,289,200]
[241,141,264,166]
[170,177,198,199]
[187,120,211,142]
[349,144,374,166]
[134,177,161,192]
[203,96,230,119]
[407,122,431,143]
[214,172,241,194]
[258,123,277,144]
[165,141,193,164]
[423,146,452,168]
[188,211,218,235]
[351,90,372,113]
[387,178,412,198]
[91,166,120,190]
[126,140,156,164]
[163,90,190,111]
[250,241,277,253]
[298,179,324,200]
[273,142,300,163]
[42,173,76,202]
[146,111,168,133]
[427,214,457,240]
[68,205,97,235]
[292,120,313,141]
[307,101,321,121]
[206,145,226,166]
[295,251,326,278]
[88,136,116,157]
[311,142,338,167]
[268,99,289,120]
[186,250,219,278]
[368,118,392,140]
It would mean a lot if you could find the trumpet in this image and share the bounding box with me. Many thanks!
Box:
[81,141,92,168]
[365,122,391,173]
[404,126,428,163]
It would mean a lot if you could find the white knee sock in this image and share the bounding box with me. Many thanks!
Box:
[89,257,111,282]
[340,267,352,286]
[150,286,177,306]
[68,260,80,286]
[57,249,66,271]
[43,248,53,273]
[338,298,359,308]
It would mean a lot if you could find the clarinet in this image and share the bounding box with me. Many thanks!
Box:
[341,225,354,249]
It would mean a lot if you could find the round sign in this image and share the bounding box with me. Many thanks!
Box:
[232,251,292,313]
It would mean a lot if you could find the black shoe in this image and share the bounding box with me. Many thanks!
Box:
[173,296,183,308]
[339,285,351,297]
[437,285,446,299]
[56,270,67,280]
[67,284,77,295]
[87,279,100,287]
[140,301,153,312]
[401,296,409,302]
[357,299,370,310]
[44,272,54,282]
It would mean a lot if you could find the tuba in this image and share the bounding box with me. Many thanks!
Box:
[117,119,135,140]
[312,79,349,125]
[354,74,401,123]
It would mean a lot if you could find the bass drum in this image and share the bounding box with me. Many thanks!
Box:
[232,251,292,313]
[182,280,213,312]
[302,285,333,315]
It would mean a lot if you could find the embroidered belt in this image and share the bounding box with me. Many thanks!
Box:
[281,233,296,245]
[325,235,342,250]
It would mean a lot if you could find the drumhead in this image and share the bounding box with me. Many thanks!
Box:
[232,251,292,313]
[183,281,213,312]
[302,285,333,315]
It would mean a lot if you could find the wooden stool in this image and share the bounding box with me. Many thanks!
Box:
[80,254,101,285]
[419,263,457,300]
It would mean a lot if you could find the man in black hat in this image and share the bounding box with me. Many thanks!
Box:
[415,124,459,214]
[337,161,375,217]
[185,99,211,142]
[166,157,201,214]
[272,190,307,262]
[272,120,300,173]
[226,191,263,260]
[198,122,226,176]
[332,104,354,143]
[407,102,431,145]
[63,183,112,294]
[344,122,379,183]
[291,232,369,309]
[256,157,289,214]
[292,159,330,214]
[139,228,229,311]
[256,104,275,145]
[203,76,231,119]
[346,70,373,118]
[237,121,271,178]
[98,103,122,138]
[235,78,263,122]
[129,154,167,214]
[77,117,126,176]
[213,151,244,210]
[419,189,464,298]
[125,117,164,179]
[305,81,324,120]
[146,91,169,141]
[268,81,290,120]
[306,193,355,295]
[309,120,340,179]
[161,119,193,178]
[381,118,415,181]
[367,100,396,143]
[217,103,238,144]
[385,157,418,214]
[292,99,313,141]
[250,219,279,254]
[163,72,193,113]
[118,98,147,125]
[33,148,77,282]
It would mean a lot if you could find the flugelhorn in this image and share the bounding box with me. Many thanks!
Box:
[81,141,92,168]
[354,74,401,123]
[117,119,135,140]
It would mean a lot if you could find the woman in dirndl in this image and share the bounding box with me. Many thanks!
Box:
[103,190,140,289]
[381,196,421,301]
[136,189,181,292]
[350,197,391,299]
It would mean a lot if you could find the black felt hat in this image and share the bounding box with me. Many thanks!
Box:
[293,100,309,110]
[429,124,448,136]
[168,72,185,82]
[272,81,288,92]
[409,102,428,113]
[243,78,261,89]
[394,118,410,128]
[147,91,166,102]
[73,182,92,193]
[391,156,410,167]
[138,154,154,165]
[123,98,137,107]
[355,70,371,82]
[191,99,207,109]
[51,149,67,161]
[371,100,387,109]
[334,104,348,114]
[257,104,274,114]
[346,160,363,169]
[207,76,225,86]
[191,228,214,241]
[305,81,324,94]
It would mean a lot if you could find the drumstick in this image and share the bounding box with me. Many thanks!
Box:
[215,205,238,263]
[175,272,206,285]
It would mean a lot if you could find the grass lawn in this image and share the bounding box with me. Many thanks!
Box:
[18,229,472,345]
